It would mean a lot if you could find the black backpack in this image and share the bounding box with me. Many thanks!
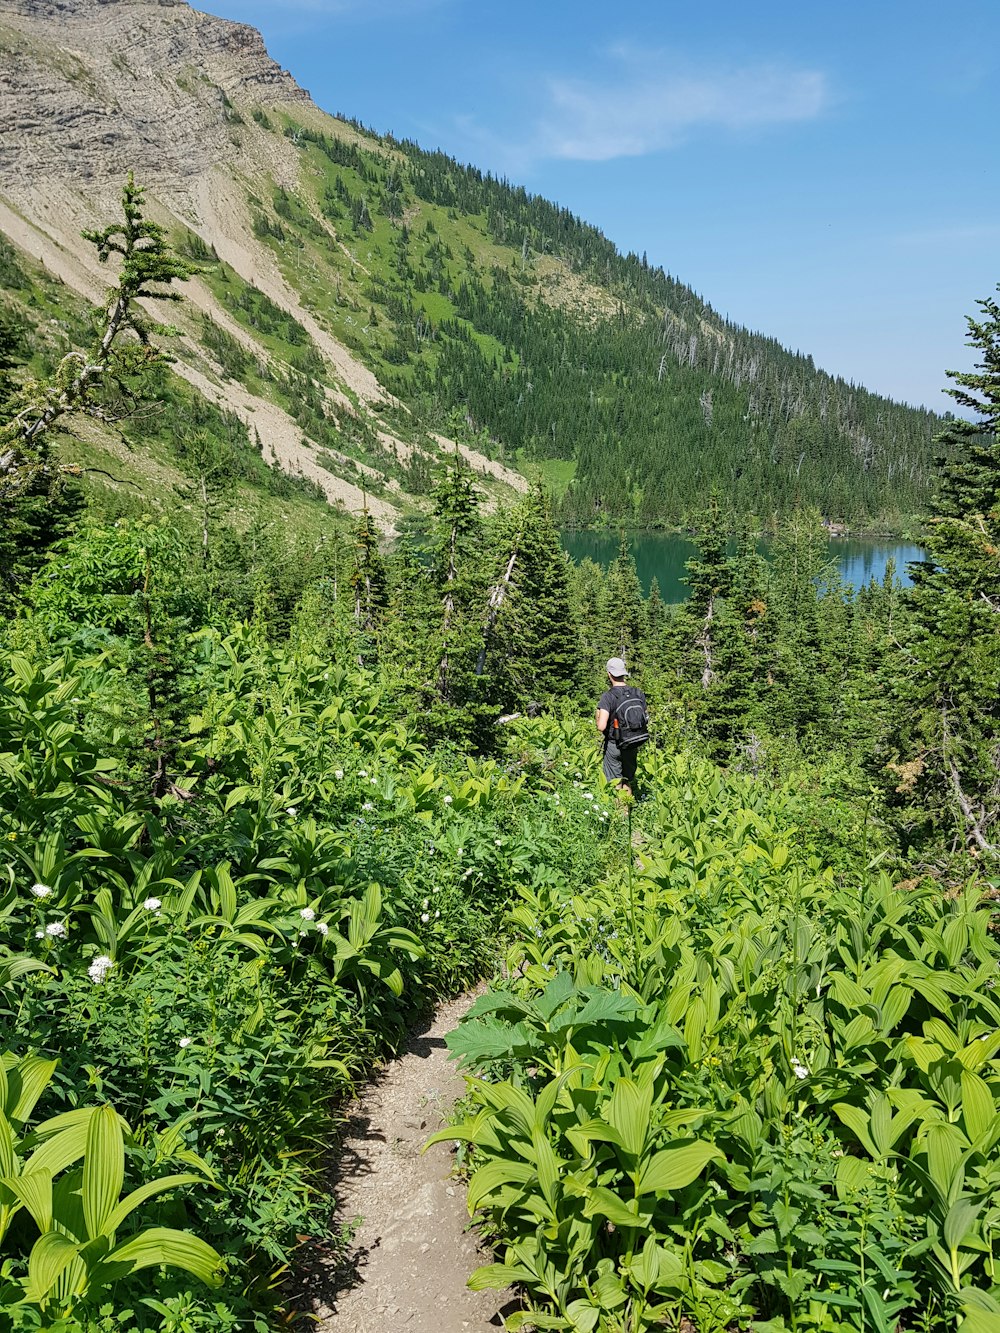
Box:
[608,685,650,749]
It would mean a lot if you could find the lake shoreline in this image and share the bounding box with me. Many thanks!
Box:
[561,530,925,601]
[558,522,926,542]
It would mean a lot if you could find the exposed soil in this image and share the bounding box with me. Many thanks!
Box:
[314,991,518,1333]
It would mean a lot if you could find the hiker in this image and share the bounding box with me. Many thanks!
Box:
[595,657,648,797]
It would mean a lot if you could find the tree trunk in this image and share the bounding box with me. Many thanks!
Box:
[476,544,518,677]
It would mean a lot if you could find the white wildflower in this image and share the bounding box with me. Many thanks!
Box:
[422,899,429,909]
[583,792,594,801]
[315,921,329,937]
[31,883,52,898]
[358,769,368,777]
[179,1036,193,1049]
[88,954,113,984]
[45,922,67,938]
[35,928,44,939]
[286,806,298,817]
[495,838,502,846]
[299,907,316,921]
[434,909,440,919]
[443,794,453,805]
[791,1058,809,1080]
[143,897,162,913]
[421,912,430,923]
[334,769,344,779]
[362,801,374,811]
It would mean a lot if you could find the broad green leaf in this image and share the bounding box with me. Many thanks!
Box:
[467,1159,535,1212]
[924,1122,966,1204]
[5,1168,53,1232]
[7,1056,58,1126]
[606,1077,651,1158]
[101,1227,223,1287]
[570,989,639,1028]
[961,1313,1000,1333]
[833,1102,876,1158]
[467,1262,533,1291]
[25,1230,82,1303]
[0,1111,13,1178]
[424,1109,492,1151]
[961,1069,996,1142]
[636,1141,723,1195]
[0,956,55,989]
[83,1104,124,1240]
[567,1298,601,1331]
[943,1197,983,1253]
[103,1173,207,1238]
[584,1185,649,1228]
[532,1126,559,1209]
[23,1109,101,1178]
[835,1154,873,1201]
[478,1081,536,1138]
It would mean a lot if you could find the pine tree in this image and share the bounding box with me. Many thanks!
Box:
[488,484,580,705]
[351,501,388,662]
[416,456,497,749]
[679,495,731,691]
[888,288,1000,855]
[603,533,645,667]
[0,176,192,613]
[430,455,482,699]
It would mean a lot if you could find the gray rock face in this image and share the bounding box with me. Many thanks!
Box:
[0,0,310,190]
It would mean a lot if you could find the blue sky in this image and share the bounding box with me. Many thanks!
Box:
[203,0,999,413]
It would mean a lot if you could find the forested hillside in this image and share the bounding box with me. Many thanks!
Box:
[0,0,944,532]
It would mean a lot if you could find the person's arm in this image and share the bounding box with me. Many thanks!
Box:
[596,706,609,734]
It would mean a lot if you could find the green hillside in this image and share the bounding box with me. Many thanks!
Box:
[241,111,944,530]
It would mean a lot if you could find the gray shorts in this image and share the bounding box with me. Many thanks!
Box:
[603,738,638,785]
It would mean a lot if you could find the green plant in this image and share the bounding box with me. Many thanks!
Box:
[0,1051,221,1324]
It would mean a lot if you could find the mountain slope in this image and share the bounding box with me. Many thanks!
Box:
[0,0,943,533]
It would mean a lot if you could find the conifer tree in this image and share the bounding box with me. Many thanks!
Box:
[0,176,193,612]
[888,288,1000,854]
[603,533,645,666]
[351,501,388,662]
[430,454,482,699]
[679,495,731,691]
[1,174,194,488]
[766,508,832,738]
[415,456,497,748]
[488,484,580,704]
[642,575,668,670]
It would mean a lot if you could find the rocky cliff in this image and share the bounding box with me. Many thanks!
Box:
[0,0,308,192]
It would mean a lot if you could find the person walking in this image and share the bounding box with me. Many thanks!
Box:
[595,657,648,797]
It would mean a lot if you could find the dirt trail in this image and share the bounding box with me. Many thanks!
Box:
[317,991,516,1333]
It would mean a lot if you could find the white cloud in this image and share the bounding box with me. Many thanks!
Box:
[533,45,829,162]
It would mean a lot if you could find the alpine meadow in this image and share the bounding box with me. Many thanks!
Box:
[0,3,999,1332]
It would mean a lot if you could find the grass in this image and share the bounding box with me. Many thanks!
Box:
[524,457,578,495]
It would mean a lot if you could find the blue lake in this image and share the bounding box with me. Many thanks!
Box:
[561,531,925,603]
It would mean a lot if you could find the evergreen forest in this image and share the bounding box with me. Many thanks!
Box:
[214,114,947,531]
[1,180,999,1333]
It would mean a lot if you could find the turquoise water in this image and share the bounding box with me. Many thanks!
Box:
[561,531,925,602]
